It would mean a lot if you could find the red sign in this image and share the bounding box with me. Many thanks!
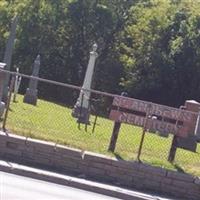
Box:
[110,110,145,127]
[112,96,194,122]
[110,96,196,137]
[110,110,178,135]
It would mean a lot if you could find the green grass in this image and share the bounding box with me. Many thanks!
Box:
[2,95,200,176]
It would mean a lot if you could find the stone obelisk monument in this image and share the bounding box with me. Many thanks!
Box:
[0,63,6,117]
[2,16,18,103]
[72,43,98,124]
[23,55,40,106]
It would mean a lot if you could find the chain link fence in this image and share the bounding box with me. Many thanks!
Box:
[0,70,199,176]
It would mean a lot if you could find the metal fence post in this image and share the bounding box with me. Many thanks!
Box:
[78,93,84,130]
[2,75,15,131]
[168,106,184,162]
[108,122,121,152]
[137,103,152,161]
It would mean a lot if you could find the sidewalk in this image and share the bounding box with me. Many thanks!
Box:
[0,160,178,200]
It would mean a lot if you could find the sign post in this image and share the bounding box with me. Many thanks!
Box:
[168,106,183,162]
[108,122,121,152]
[137,104,152,161]
[168,136,178,162]
[108,92,128,152]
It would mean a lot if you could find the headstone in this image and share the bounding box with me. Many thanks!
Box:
[177,135,197,152]
[72,44,98,124]
[0,63,6,117]
[13,68,22,102]
[23,55,40,106]
[2,16,18,102]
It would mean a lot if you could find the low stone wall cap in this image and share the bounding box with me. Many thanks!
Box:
[0,62,6,68]
[186,100,200,104]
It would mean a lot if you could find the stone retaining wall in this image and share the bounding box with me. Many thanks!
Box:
[0,131,199,200]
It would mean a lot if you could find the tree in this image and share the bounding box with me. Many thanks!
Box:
[119,0,200,106]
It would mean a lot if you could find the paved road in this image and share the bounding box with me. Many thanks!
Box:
[0,171,120,200]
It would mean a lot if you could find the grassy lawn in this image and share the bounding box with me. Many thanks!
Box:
[2,95,200,176]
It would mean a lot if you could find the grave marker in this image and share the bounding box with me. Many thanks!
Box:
[72,44,98,124]
[23,55,40,106]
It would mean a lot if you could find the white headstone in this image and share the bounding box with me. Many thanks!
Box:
[72,44,98,123]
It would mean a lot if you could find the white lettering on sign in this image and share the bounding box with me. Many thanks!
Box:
[113,96,149,113]
[110,96,199,137]
[147,119,178,134]
[110,110,145,127]
[112,96,194,122]
[109,110,178,134]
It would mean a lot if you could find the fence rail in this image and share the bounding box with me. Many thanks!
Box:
[0,68,199,176]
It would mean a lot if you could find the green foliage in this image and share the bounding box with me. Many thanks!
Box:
[120,0,200,106]
[1,0,200,106]
[0,0,131,101]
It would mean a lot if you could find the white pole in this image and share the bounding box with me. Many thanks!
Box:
[195,112,200,142]
[81,43,98,108]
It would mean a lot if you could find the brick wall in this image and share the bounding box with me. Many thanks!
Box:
[0,131,199,200]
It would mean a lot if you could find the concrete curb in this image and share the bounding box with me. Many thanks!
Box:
[0,160,175,200]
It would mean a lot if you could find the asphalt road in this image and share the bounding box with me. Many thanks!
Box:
[0,171,120,200]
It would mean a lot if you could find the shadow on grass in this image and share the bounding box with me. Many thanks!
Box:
[173,163,185,173]
[114,152,125,161]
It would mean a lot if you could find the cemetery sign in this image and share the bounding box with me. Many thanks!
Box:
[110,96,196,138]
